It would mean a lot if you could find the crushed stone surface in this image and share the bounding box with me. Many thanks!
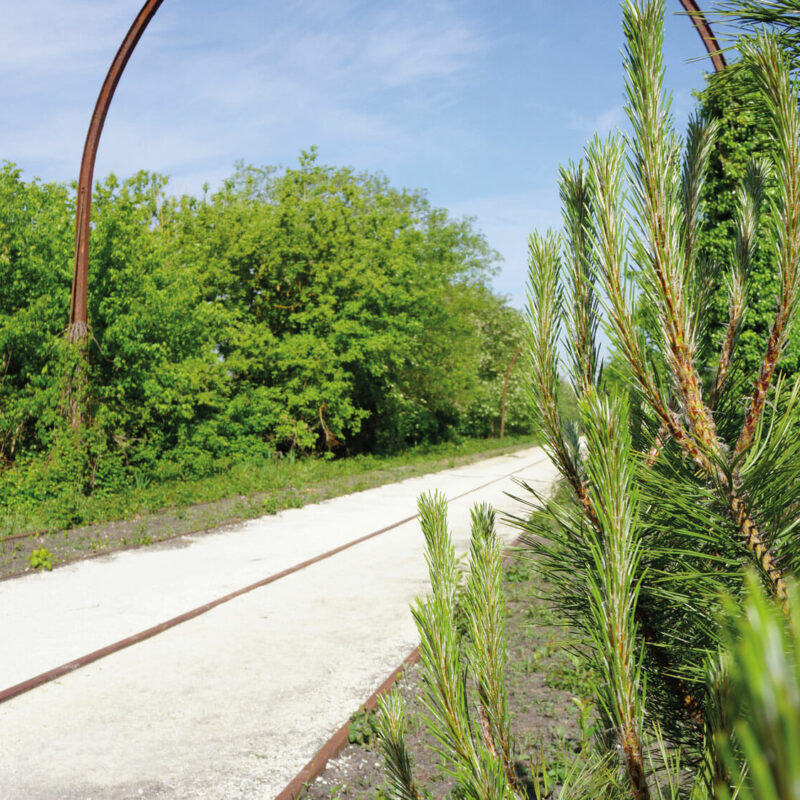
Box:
[0,446,557,798]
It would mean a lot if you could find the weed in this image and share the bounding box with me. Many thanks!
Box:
[0,435,534,541]
[544,650,594,696]
[28,547,54,571]
[571,696,597,741]
[262,496,280,515]
[504,558,532,583]
[348,707,379,747]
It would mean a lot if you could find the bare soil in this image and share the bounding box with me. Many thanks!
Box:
[299,550,595,799]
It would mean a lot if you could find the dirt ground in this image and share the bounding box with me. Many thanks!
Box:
[298,550,595,799]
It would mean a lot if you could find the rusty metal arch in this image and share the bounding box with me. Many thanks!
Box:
[679,0,727,72]
[68,0,726,397]
[68,0,164,343]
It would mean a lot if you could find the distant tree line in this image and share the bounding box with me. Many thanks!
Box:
[0,149,530,506]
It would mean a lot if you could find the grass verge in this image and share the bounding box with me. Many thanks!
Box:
[1,435,536,579]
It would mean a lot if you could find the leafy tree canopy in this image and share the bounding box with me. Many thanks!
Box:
[0,151,530,509]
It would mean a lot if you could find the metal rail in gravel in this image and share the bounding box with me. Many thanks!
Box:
[0,455,546,707]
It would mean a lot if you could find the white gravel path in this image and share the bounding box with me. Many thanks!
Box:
[0,444,558,799]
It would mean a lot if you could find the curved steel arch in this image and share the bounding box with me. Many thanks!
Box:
[67,0,726,345]
[68,0,164,343]
[678,0,727,72]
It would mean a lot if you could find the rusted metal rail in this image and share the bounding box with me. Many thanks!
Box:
[274,527,537,798]
[275,646,421,800]
[0,455,546,706]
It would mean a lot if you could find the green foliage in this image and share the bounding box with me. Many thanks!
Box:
[0,152,531,522]
[712,1,800,69]
[695,47,800,380]
[28,546,54,571]
[378,494,630,800]
[459,295,532,439]
[348,707,381,747]
[377,692,430,800]
[714,576,800,800]
[0,435,533,542]
[175,151,508,455]
[379,493,521,799]
[519,1,800,797]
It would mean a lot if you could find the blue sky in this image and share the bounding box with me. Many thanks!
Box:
[1,0,715,308]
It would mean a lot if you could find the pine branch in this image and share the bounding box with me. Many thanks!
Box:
[552,131,708,741]
[526,230,593,513]
[735,35,800,459]
[377,692,429,800]
[622,3,790,608]
[713,575,800,800]
[585,131,714,476]
[682,112,720,287]
[682,113,721,363]
[561,160,600,396]
[413,492,479,778]
[412,492,520,799]
[713,0,800,69]
[581,390,650,800]
[644,421,668,468]
[624,0,722,461]
[585,113,786,607]
[463,503,523,795]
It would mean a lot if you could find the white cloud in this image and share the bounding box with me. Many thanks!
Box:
[360,5,487,89]
[1,0,492,187]
[568,104,626,139]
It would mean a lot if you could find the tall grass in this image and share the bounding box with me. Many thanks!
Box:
[0,434,535,537]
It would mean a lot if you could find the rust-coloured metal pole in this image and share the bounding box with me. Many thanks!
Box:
[499,343,523,440]
[678,0,727,73]
[69,0,165,342]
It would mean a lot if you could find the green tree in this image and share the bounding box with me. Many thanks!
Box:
[695,64,800,379]
[177,151,505,454]
[0,164,73,463]
[85,171,231,483]
[459,292,532,439]
[0,150,520,513]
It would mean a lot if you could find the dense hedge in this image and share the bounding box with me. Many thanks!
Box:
[0,151,530,508]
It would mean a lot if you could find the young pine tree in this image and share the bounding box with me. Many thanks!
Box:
[380,1,800,797]
[523,0,800,796]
